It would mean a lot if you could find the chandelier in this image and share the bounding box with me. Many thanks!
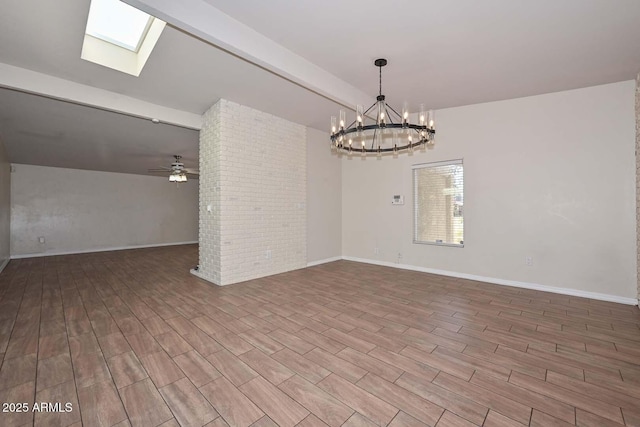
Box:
[330,59,435,155]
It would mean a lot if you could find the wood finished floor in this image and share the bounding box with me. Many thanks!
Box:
[1,244,639,427]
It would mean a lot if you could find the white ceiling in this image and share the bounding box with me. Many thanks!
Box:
[0,88,199,175]
[0,0,639,175]
[210,0,640,109]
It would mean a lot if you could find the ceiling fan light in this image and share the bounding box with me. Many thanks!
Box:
[169,174,177,182]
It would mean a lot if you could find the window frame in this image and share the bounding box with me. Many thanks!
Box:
[412,159,464,248]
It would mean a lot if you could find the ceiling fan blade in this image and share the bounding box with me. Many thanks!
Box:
[183,168,199,174]
[148,167,172,172]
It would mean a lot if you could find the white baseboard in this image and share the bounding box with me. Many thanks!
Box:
[10,241,198,259]
[306,256,342,267]
[0,257,9,274]
[341,256,639,306]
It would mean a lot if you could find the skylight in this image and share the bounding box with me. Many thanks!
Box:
[86,0,153,52]
[82,0,165,76]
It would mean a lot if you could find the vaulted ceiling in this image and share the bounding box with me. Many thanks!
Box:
[0,0,639,175]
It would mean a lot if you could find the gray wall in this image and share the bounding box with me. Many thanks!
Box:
[636,72,640,302]
[10,164,198,257]
[0,139,10,271]
[342,81,637,301]
[307,127,341,264]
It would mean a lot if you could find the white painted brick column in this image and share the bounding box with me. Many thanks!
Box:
[197,99,307,286]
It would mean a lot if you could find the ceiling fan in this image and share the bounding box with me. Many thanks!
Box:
[148,155,199,182]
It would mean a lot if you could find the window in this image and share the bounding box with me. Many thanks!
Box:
[81,0,166,76]
[413,159,464,247]
[86,0,153,52]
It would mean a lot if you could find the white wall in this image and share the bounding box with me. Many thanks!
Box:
[10,164,198,257]
[198,99,307,286]
[307,127,341,264]
[0,139,10,271]
[342,81,637,301]
[635,72,640,302]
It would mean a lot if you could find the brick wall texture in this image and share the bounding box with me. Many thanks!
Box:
[199,99,307,286]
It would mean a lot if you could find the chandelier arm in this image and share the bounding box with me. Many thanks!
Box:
[384,105,397,125]
[386,104,403,121]
[362,101,378,120]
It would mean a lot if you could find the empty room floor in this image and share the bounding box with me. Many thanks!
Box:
[0,245,639,427]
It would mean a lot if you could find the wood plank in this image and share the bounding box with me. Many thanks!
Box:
[207,349,258,386]
[356,373,444,426]
[77,380,128,426]
[335,347,403,382]
[269,328,316,354]
[432,372,532,425]
[239,376,309,427]
[273,348,331,384]
[278,375,354,427]
[139,350,185,388]
[173,350,221,387]
[369,347,439,382]
[72,352,112,389]
[119,378,174,427]
[36,353,74,391]
[469,371,575,424]
[107,351,149,389]
[508,371,624,424]
[396,373,488,426]
[304,347,367,383]
[200,377,264,427]
[238,348,295,386]
[159,377,219,427]
[317,374,398,426]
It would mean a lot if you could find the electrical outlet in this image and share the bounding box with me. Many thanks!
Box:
[265,250,272,260]
[374,247,379,255]
[525,256,533,266]
[398,252,403,263]
[38,236,45,244]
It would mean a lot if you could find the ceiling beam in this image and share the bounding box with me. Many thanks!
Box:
[124,0,371,110]
[0,62,202,130]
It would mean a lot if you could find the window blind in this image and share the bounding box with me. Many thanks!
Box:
[413,159,464,246]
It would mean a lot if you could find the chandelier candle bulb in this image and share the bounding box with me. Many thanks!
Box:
[331,116,337,134]
[419,104,426,125]
[428,109,435,129]
[339,109,346,130]
[356,104,364,128]
[378,100,386,126]
[402,102,409,125]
